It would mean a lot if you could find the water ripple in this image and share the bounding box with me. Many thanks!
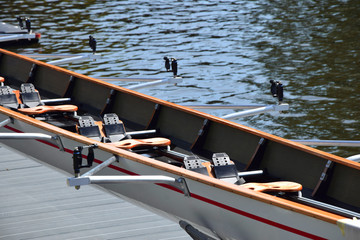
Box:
[2,0,360,156]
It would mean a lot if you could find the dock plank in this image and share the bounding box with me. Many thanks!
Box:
[0,144,190,240]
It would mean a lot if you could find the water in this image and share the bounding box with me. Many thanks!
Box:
[1,0,360,157]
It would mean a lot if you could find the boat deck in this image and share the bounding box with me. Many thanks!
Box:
[0,144,190,240]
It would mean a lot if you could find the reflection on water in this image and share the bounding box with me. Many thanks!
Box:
[1,0,360,157]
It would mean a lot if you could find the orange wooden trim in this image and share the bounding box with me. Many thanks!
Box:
[95,121,106,139]
[201,161,215,178]
[12,90,22,105]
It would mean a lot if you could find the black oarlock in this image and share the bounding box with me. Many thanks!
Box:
[72,144,98,176]
[89,35,97,54]
[164,56,170,71]
[270,80,277,97]
[73,146,83,175]
[25,18,31,33]
[277,81,284,102]
[87,147,95,167]
[171,58,178,77]
[17,17,24,29]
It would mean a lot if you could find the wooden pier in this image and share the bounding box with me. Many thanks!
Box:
[0,144,190,240]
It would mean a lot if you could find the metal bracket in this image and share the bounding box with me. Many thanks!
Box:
[67,154,190,196]
[67,174,190,197]
[0,118,13,128]
[51,135,65,151]
[72,144,98,176]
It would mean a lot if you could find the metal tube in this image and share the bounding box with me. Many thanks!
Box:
[127,129,157,136]
[294,195,360,219]
[88,175,177,184]
[47,55,89,65]
[347,154,360,162]
[23,54,83,58]
[238,170,263,177]
[82,156,118,177]
[67,175,190,196]
[0,118,11,128]
[67,175,177,186]
[127,78,182,90]
[184,104,267,110]
[292,140,360,147]
[41,98,71,104]
[221,104,289,119]
[0,33,36,42]
[98,77,162,82]
[0,133,53,140]
[47,53,101,65]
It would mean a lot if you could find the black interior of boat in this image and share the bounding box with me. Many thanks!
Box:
[1,51,360,218]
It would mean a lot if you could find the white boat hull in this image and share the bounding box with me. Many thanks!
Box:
[0,112,351,240]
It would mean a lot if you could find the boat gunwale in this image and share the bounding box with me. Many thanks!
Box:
[0,48,357,226]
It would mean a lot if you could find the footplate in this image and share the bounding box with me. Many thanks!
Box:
[77,116,102,141]
[20,83,42,108]
[102,113,127,142]
[212,153,243,184]
[183,155,209,176]
[212,152,233,166]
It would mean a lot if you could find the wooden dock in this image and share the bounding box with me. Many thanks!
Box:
[0,144,190,240]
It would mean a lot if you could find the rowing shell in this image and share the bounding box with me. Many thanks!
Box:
[0,48,359,239]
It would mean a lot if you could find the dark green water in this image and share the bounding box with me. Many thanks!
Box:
[2,0,360,157]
